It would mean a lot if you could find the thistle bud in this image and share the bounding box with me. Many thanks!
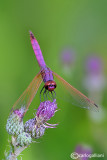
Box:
[6,107,25,136]
[17,132,32,146]
[24,118,45,139]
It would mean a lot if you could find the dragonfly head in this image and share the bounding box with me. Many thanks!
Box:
[45,80,57,91]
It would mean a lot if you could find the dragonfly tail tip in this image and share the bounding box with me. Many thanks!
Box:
[29,30,32,34]
[94,103,98,108]
[29,31,34,39]
[94,103,99,112]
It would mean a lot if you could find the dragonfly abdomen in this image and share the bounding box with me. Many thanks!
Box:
[30,31,46,68]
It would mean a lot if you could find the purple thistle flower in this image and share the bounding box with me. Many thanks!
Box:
[24,100,58,139]
[36,99,57,122]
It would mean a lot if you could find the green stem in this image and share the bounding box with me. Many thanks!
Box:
[5,136,27,160]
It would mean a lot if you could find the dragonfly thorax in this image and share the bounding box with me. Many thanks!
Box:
[44,80,57,91]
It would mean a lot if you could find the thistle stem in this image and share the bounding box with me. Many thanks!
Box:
[5,136,27,160]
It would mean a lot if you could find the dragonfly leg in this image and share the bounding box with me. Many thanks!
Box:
[51,90,56,100]
[47,90,56,101]
[40,86,45,102]
[53,90,56,99]
[40,87,56,102]
[51,91,54,100]
[48,91,53,101]
[43,89,47,101]
[45,90,48,100]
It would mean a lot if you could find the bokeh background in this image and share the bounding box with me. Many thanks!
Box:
[0,0,107,159]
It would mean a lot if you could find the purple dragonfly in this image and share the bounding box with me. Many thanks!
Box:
[11,32,99,116]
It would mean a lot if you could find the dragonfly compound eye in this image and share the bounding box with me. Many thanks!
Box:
[45,81,57,91]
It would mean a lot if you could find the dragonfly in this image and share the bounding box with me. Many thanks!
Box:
[11,31,99,116]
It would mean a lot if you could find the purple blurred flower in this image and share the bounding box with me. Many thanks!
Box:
[60,48,76,76]
[84,55,105,91]
[83,56,106,122]
[61,49,75,65]
[24,100,58,139]
[75,144,92,160]
[86,56,103,75]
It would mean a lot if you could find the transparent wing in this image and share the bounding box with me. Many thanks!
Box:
[11,72,43,116]
[53,72,99,112]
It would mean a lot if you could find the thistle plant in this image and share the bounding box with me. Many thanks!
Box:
[5,99,58,160]
[4,31,99,160]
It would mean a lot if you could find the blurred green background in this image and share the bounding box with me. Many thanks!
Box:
[0,0,107,159]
